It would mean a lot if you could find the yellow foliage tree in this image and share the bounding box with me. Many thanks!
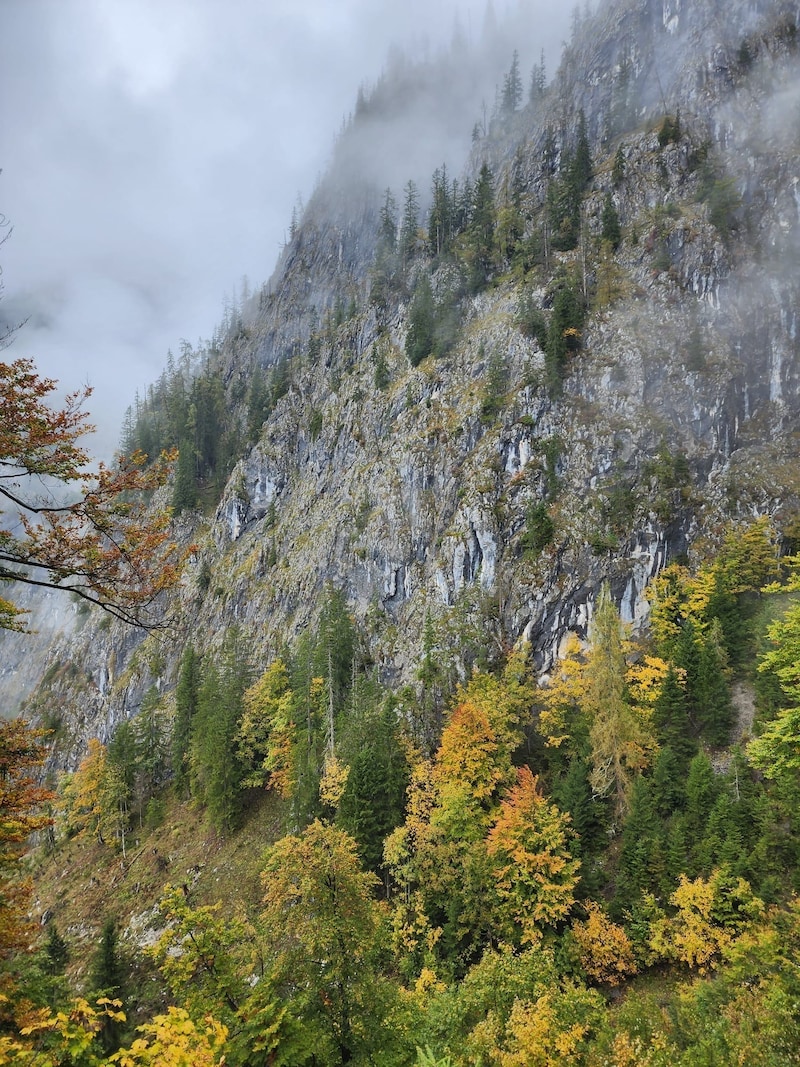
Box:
[486,767,580,945]
[536,635,589,752]
[495,982,605,1066]
[570,902,637,985]
[650,866,765,974]
[585,587,651,821]
[237,659,296,796]
[110,1006,227,1066]
[58,738,129,849]
[1,995,124,1065]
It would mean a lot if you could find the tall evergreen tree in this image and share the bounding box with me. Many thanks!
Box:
[501,50,523,113]
[90,918,127,1053]
[572,109,593,190]
[695,620,735,746]
[191,630,253,832]
[406,274,436,366]
[601,192,621,249]
[652,664,697,765]
[399,180,420,271]
[172,438,198,514]
[468,162,496,291]
[173,645,200,796]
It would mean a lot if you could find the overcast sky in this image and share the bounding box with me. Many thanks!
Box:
[0,0,569,456]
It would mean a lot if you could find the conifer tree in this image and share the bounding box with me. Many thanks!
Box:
[501,50,523,113]
[468,162,496,291]
[406,274,436,366]
[173,645,200,796]
[695,620,735,746]
[585,586,649,823]
[612,144,626,187]
[90,918,127,1053]
[399,180,420,271]
[572,109,593,190]
[652,664,696,765]
[191,630,253,832]
[601,192,621,249]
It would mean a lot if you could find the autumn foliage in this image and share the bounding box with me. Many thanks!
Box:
[0,358,186,629]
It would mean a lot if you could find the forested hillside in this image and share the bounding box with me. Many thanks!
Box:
[4,0,800,1062]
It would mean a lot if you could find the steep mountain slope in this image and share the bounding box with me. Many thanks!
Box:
[5,0,800,762]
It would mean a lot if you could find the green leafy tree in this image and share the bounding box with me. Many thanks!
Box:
[261,820,398,1064]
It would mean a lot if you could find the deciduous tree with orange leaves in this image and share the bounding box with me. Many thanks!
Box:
[0,357,185,630]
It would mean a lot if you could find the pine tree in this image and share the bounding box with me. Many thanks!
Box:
[90,919,127,1053]
[529,49,546,103]
[43,922,69,976]
[695,620,735,746]
[545,278,584,394]
[338,700,409,876]
[247,363,270,441]
[428,165,454,258]
[615,776,661,910]
[133,686,169,805]
[572,109,593,190]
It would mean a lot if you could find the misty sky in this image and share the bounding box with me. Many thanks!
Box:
[0,0,569,456]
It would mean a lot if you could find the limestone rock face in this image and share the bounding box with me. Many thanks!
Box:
[4,0,800,759]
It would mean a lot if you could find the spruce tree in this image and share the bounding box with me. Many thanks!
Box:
[399,180,420,271]
[406,274,436,366]
[173,645,199,795]
[501,50,523,113]
[612,144,626,187]
[468,162,496,291]
[191,631,252,832]
[43,923,69,976]
[601,192,621,249]
[172,438,198,514]
[90,919,126,1053]
[572,109,593,190]
[695,620,735,746]
[652,664,697,765]
[615,776,661,910]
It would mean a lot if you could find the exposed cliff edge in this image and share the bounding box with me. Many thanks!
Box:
[4,0,800,765]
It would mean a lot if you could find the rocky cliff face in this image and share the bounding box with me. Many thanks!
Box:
[5,0,800,762]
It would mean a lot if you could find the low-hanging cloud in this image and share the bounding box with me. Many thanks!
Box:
[0,0,571,456]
